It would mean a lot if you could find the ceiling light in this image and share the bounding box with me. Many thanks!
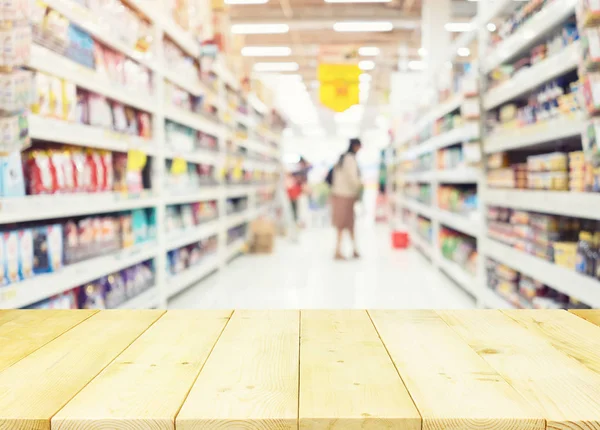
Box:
[359,60,375,70]
[241,46,291,56]
[359,73,371,82]
[358,46,380,56]
[457,47,470,57]
[444,22,474,32]
[487,22,497,32]
[408,60,426,71]
[333,21,393,32]
[418,47,427,57]
[253,62,299,72]
[225,0,268,4]
[232,24,289,34]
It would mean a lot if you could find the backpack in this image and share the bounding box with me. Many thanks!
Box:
[325,166,334,186]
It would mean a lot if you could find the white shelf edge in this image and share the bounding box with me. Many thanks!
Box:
[167,256,220,299]
[484,189,600,220]
[0,192,157,224]
[117,286,160,309]
[410,229,433,258]
[439,257,478,298]
[164,105,224,137]
[484,115,584,153]
[480,288,517,309]
[164,188,221,205]
[166,219,220,251]
[164,147,221,165]
[30,115,158,155]
[436,167,482,184]
[401,123,479,160]
[484,238,600,308]
[29,44,156,113]
[226,238,246,260]
[401,197,434,219]
[483,0,578,73]
[225,185,257,198]
[0,242,157,309]
[484,42,580,110]
[437,210,482,238]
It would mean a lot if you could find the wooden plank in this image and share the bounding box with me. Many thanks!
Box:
[299,310,421,430]
[439,310,600,429]
[370,310,544,430]
[570,310,600,327]
[504,310,600,375]
[176,310,300,430]
[0,310,163,429]
[0,310,97,373]
[53,310,231,430]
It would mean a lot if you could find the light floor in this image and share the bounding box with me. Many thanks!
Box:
[169,221,476,309]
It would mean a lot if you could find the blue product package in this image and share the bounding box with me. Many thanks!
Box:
[0,151,25,197]
[32,224,63,274]
[131,209,149,244]
[66,24,95,69]
[18,229,34,280]
[147,208,157,240]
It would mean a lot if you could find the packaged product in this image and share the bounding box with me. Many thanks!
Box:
[24,150,54,194]
[32,224,63,274]
[66,24,94,68]
[131,208,148,243]
[103,272,126,308]
[3,230,19,283]
[0,234,4,286]
[0,150,25,197]
[79,280,106,309]
[17,228,33,279]
[120,213,134,248]
[62,80,77,121]
[48,76,63,119]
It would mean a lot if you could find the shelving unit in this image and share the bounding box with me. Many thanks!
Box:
[0,0,284,310]
[393,0,599,309]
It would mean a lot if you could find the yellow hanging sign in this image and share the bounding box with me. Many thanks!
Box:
[170,157,188,175]
[126,150,147,172]
[318,64,361,113]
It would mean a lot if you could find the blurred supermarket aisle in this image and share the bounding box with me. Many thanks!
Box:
[169,222,476,309]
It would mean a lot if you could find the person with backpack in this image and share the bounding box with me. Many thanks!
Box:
[329,138,363,260]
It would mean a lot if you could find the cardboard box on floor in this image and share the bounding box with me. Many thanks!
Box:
[249,218,276,253]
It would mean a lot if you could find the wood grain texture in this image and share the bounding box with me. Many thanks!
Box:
[0,310,163,430]
[176,310,300,430]
[0,310,97,373]
[570,310,600,327]
[504,310,600,375]
[299,310,421,430]
[370,310,544,430]
[52,310,231,430]
[439,310,600,430]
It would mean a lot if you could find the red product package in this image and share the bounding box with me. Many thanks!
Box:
[48,149,67,193]
[137,111,152,138]
[113,152,128,192]
[84,150,103,192]
[24,150,55,194]
[71,149,87,191]
[61,149,76,193]
[100,151,114,191]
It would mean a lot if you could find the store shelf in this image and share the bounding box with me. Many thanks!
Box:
[164,187,221,205]
[226,238,246,261]
[117,287,160,309]
[164,105,224,137]
[483,0,578,73]
[484,42,580,110]
[436,167,481,184]
[439,258,477,297]
[402,198,434,219]
[167,256,219,299]
[410,230,433,258]
[0,242,157,309]
[404,171,434,183]
[226,184,257,198]
[29,45,155,113]
[484,115,584,154]
[484,238,600,308]
[225,210,253,229]
[0,192,157,224]
[480,288,516,309]
[162,67,213,98]
[484,189,600,220]
[43,0,157,70]
[401,123,479,160]
[29,115,158,155]
[164,147,221,165]
[166,219,221,250]
[437,210,481,238]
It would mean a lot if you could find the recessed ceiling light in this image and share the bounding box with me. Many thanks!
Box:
[444,22,474,32]
[457,47,470,57]
[333,21,393,32]
[359,73,371,82]
[487,22,497,32]
[358,46,380,56]
[232,24,289,34]
[241,46,291,56]
[253,62,299,72]
[359,60,375,70]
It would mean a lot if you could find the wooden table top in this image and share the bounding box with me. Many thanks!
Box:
[1,309,600,429]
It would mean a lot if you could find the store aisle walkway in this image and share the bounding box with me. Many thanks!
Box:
[169,222,476,309]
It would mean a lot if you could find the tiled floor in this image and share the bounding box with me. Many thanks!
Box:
[169,222,476,309]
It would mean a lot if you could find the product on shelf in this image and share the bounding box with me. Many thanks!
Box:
[167,235,218,275]
[404,183,431,205]
[415,216,432,243]
[165,201,218,234]
[437,185,478,215]
[439,227,478,276]
[165,160,217,193]
[226,197,248,215]
[165,121,218,152]
[227,224,247,244]
[486,258,591,309]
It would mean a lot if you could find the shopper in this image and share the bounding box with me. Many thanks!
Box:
[331,138,363,260]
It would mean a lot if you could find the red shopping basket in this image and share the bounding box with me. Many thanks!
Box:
[392,230,409,249]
